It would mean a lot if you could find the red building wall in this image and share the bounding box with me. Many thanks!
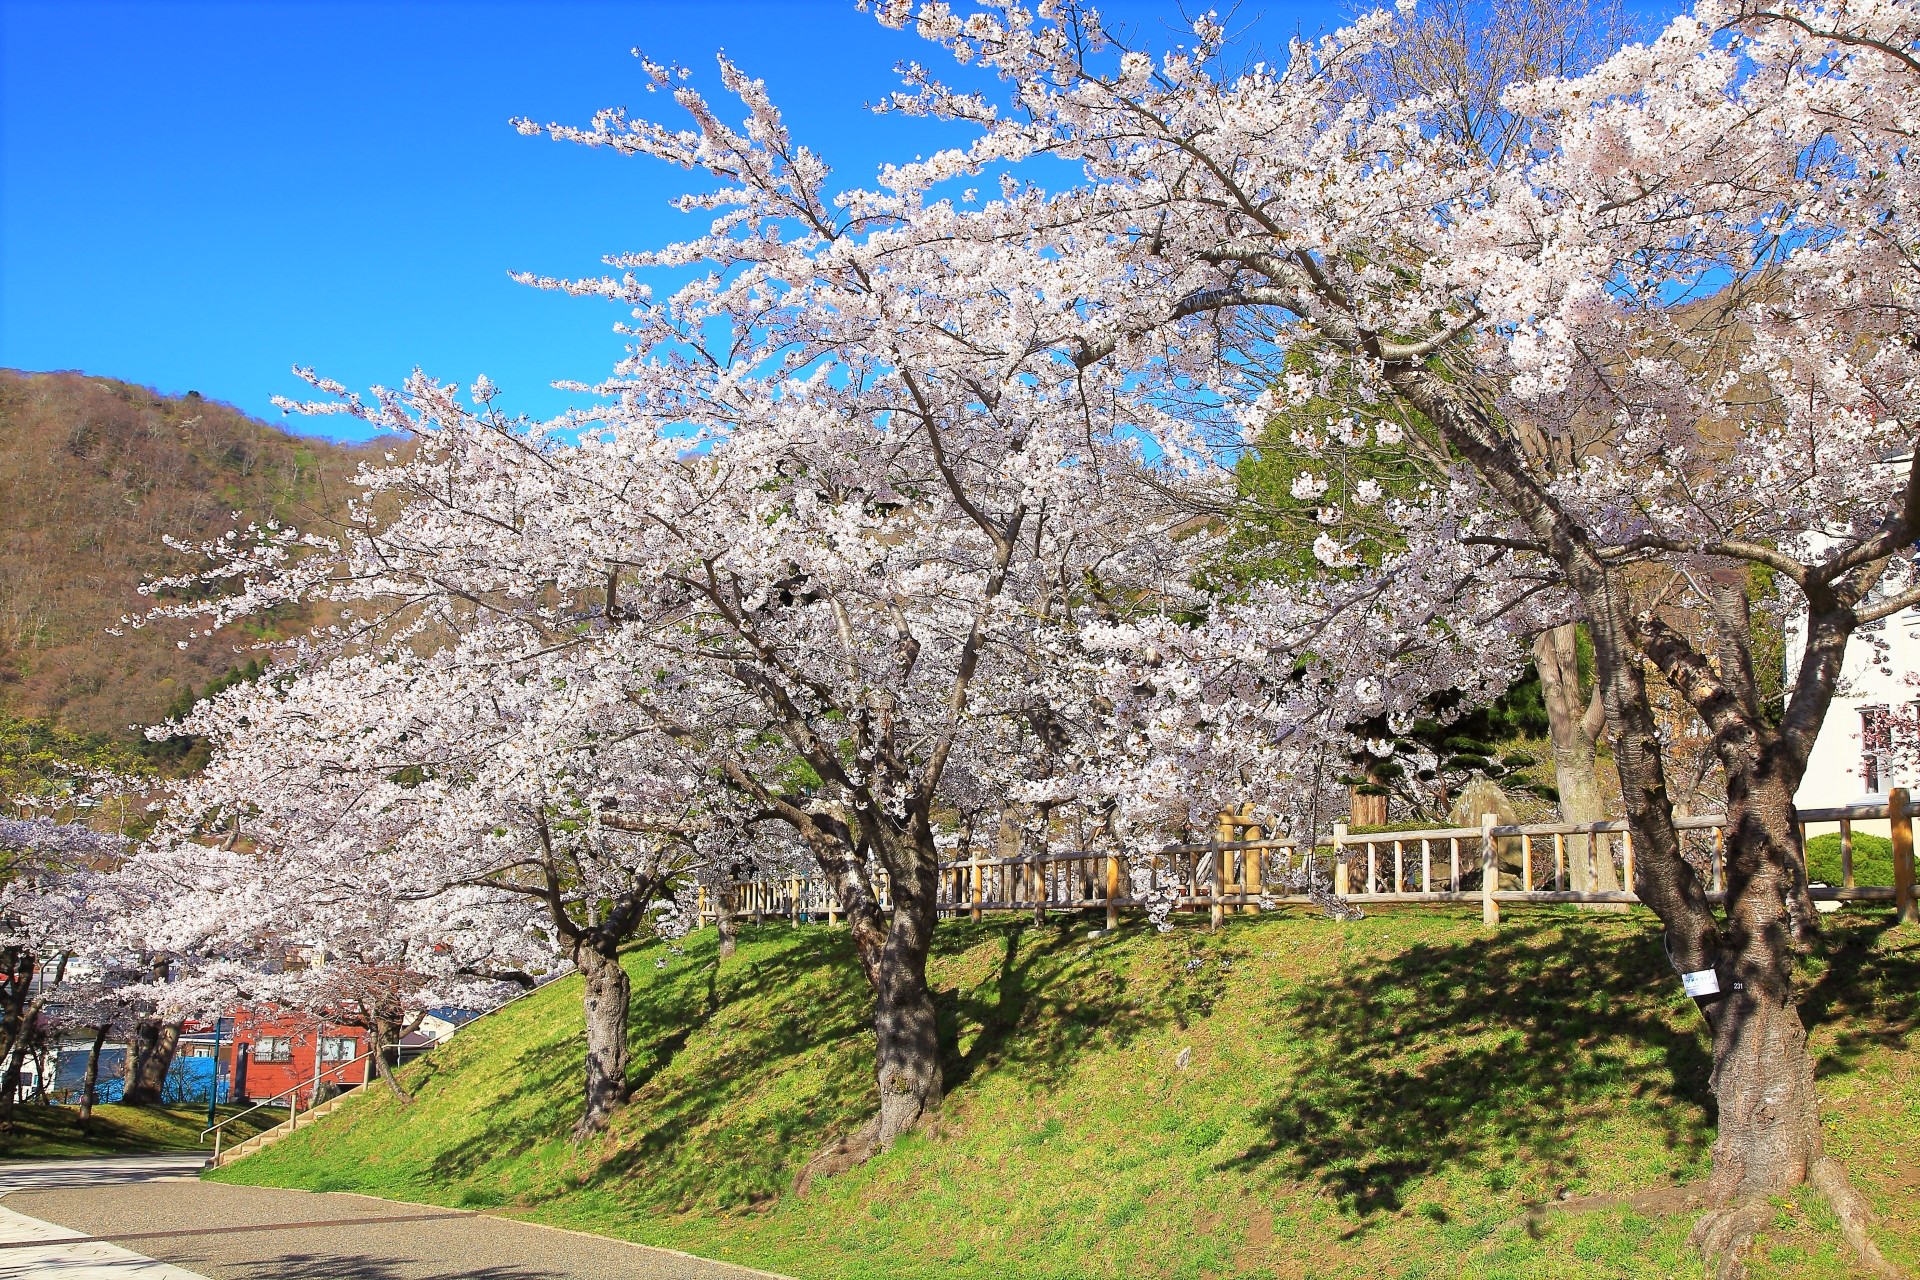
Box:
[228,1010,369,1108]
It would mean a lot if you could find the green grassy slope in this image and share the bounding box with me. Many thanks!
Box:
[0,1103,283,1159]
[212,908,1920,1280]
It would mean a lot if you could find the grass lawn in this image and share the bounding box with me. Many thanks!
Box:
[0,1103,285,1160]
[212,905,1920,1280]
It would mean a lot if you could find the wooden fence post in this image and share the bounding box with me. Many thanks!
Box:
[1209,839,1225,931]
[1106,851,1121,932]
[1481,812,1500,928]
[1892,786,1917,926]
[1217,811,1240,913]
[970,850,983,923]
[1332,822,1349,897]
[1246,827,1264,915]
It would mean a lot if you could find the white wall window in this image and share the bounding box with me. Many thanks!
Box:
[254,1037,292,1063]
[1862,704,1892,794]
[318,1036,358,1062]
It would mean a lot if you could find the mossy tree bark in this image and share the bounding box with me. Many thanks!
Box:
[871,830,943,1145]
[1532,623,1619,896]
[123,1018,182,1106]
[572,940,632,1139]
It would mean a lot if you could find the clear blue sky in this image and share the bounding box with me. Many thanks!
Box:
[1,1,1665,442]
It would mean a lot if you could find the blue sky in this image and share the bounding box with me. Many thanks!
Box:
[2,1,1666,443]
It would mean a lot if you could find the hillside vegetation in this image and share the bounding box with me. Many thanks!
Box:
[213,906,1920,1280]
[0,369,369,743]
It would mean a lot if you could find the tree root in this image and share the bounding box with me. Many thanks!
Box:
[1690,1198,1773,1280]
[1525,1166,1902,1280]
[1683,1161,1904,1280]
[1808,1157,1903,1279]
[792,1118,880,1197]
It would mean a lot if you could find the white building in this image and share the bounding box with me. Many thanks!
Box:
[1793,610,1920,814]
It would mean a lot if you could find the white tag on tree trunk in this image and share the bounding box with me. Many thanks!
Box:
[1681,968,1721,997]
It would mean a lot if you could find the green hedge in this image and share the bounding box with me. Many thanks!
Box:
[1805,831,1896,887]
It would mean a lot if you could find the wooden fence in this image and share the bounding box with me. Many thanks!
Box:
[698,789,1920,932]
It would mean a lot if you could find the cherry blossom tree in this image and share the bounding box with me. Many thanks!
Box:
[140,630,719,1136]
[142,11,1920,1268]
[868,0,1919,1260]
[0,818,124,1123]
[147,43,1226,1153]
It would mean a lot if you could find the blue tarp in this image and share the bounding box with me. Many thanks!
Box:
[159,1055,231,1104]
[52,1046,125,1103]
[50,1048,230,1105]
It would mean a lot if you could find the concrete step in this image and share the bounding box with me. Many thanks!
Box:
[209,1091,361,1168]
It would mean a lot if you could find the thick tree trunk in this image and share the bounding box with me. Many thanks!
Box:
[819,845,886,991]
[1533,624,1621,897]
[78,1024,108,1123]
[123,1020,182,1106]
[572,941,631,1139]
[1585,583,1833,1201]
[1379,340,1874,1268]
[1578,579,1723,966]
[1702,770,1825,1196]
[716,886,739,961]
[871,841,943,1148]
[1349,786,1388,827]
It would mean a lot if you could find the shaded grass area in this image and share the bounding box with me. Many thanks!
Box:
[0,1103,283,1159]
[214,907,1920,1279]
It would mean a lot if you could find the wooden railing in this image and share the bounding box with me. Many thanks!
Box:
[696,791,1920,931]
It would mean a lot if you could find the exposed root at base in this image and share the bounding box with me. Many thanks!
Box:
[1522,1169,1903,1280]
[792,1118,881,1197]
[793,1105,946,1198]
[1690,1198,1773,1280]
[1686,1162,1905,1280]
[1532,1180,1706,1222]
[1809,1157,1904,1279]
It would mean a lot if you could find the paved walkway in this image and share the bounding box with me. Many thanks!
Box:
[0,1156,784,1280]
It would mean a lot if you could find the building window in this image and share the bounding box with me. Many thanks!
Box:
[254,1037,293,1063]
[1863,705,1893,793]
[319,1036,359,1063]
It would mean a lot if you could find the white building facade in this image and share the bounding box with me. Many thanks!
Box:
[1793,609,1920,809]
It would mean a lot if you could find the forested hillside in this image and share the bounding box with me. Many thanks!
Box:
[0,370,370,742]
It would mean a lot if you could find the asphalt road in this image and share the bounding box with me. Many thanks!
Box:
[0,1155,786,1280]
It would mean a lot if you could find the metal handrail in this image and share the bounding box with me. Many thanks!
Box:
[195,978,561,1164]
[201,1041,382,1162]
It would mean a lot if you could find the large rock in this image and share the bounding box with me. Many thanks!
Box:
[1447,777,1527,889]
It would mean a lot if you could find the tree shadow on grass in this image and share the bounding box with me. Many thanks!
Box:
[934,915,1190,1096]
[1224,915,1715,1222]
[1796,912,1920,1080]
[413,934,741,1191]
[576,925,876,1210]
